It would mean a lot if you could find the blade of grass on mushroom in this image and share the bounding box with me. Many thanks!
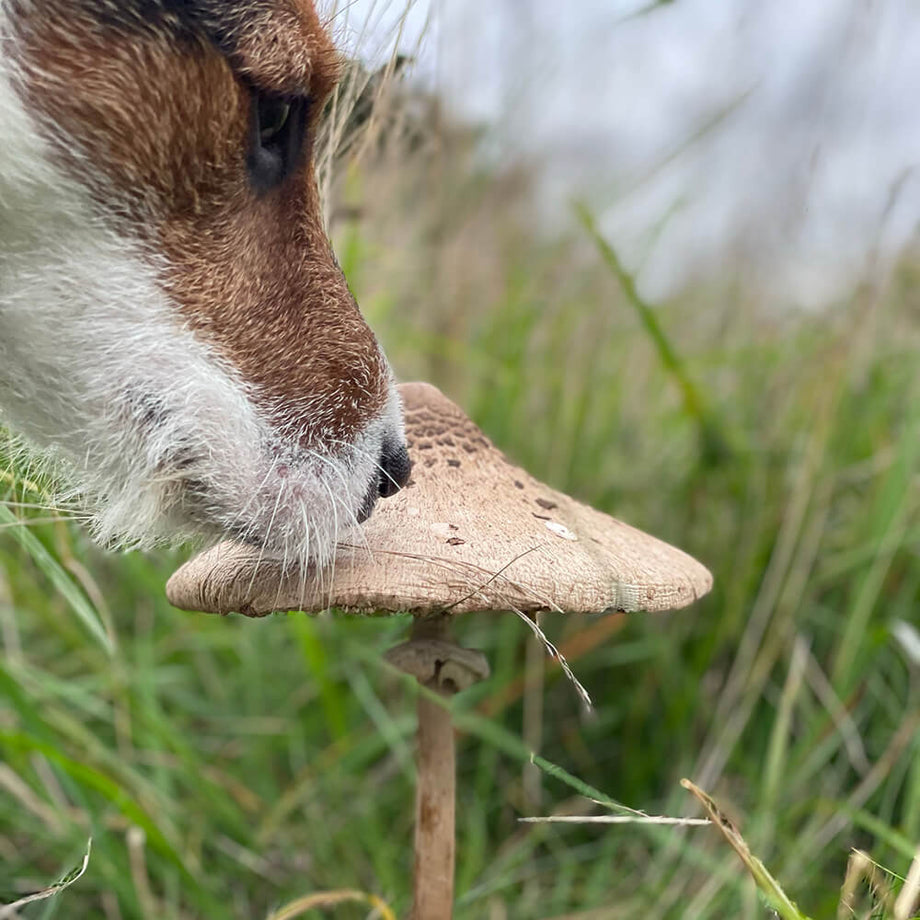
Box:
[510,606,593,710]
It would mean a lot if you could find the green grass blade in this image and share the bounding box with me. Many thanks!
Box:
[575,201,729,464]
[682,780,815,920]
[0,506,113,654]
[832,380,920,689]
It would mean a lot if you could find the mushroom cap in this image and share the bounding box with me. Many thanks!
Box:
[167,383,713,617]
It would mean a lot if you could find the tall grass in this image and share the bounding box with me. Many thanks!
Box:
[2,50,919,920]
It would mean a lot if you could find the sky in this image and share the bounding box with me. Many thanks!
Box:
[320,0,920,307]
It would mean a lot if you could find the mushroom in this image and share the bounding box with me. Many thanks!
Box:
[167,382,712,919]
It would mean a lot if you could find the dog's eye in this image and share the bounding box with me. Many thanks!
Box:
[259,98,291,144]
[247,89,310,194]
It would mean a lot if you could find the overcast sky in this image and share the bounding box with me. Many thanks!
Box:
[322,0,920,306]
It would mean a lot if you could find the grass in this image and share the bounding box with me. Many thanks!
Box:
[2,80,920,920]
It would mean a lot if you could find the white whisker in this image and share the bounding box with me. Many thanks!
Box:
[246,476,288,602]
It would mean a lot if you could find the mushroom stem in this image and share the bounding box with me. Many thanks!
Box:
[412,670,456,920]
[385,615,489,920]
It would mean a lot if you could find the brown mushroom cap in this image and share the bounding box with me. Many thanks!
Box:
[166,383,713,616]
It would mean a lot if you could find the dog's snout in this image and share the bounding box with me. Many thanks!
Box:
[357,481,378,525]
[356,437,410,525]
[378,440,411,498]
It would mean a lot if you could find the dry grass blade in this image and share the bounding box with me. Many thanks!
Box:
[838,850,898,920]
[265,889,396,920]
[518,815,710,827]
[510,607,593,710]
[0,838,92,919]
[680,780,814,920]
[479,614,627,718]
[894,849,920,920]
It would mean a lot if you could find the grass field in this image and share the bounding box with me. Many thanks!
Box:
[2,65,920,920]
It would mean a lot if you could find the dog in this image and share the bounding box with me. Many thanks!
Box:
[0,0,411,571]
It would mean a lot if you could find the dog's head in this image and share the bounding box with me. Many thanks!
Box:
[0,0,410,566]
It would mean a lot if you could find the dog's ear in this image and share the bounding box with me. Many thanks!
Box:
[165,0,342,96]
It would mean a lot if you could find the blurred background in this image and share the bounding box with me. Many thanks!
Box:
[2,0,919,917]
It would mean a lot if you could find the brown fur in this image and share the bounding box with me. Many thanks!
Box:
[12,0,387,446]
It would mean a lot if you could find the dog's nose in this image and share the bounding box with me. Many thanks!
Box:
[357,441,411,524]
[378,440,411,498]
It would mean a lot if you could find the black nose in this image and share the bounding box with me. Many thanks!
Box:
[378,440,411,498]
[357,441,411,524]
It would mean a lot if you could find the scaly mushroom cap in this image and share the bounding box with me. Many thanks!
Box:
[167,383,713,616]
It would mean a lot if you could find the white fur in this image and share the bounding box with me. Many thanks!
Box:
[0,4,404,569]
